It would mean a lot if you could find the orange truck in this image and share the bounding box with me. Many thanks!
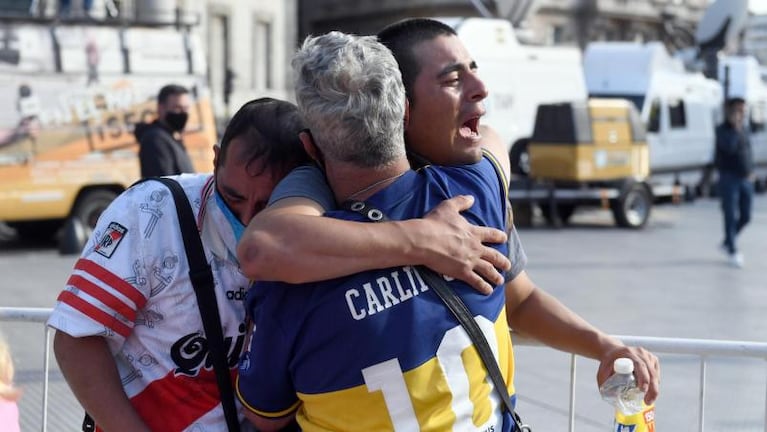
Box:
[0,21,216,249]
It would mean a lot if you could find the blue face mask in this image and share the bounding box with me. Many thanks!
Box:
[214,189,245,242]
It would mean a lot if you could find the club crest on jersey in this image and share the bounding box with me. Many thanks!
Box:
[95,222,128,258]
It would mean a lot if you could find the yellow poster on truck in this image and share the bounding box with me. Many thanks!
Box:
[0,22,216,244]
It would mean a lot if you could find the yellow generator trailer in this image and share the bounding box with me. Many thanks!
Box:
[510,98,660,228]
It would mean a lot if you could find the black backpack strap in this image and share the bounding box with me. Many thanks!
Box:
[146,177,241,432]
[342,199,530,431]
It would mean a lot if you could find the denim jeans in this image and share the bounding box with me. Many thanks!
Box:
[719,171,753,254]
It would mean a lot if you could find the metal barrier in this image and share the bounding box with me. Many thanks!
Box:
[3,306,767,432]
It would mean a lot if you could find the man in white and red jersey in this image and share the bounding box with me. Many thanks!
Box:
[47,98,312,432]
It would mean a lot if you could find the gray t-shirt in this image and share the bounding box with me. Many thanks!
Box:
[269,164,528,281]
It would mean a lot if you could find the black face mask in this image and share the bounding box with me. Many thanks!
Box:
[164,112,189,132]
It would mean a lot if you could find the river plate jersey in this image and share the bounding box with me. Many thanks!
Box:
[237,154,517,431]
[47,174,253,432]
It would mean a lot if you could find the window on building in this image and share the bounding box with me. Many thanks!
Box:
[551,25,564,44]
[750,102,766,132]
[668,99,686,128]
[252,18,273,90]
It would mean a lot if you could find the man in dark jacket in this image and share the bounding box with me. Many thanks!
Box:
[136,84,195,178]
[715,97,754,268]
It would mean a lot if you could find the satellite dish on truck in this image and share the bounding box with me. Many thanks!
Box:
[695,0,748,51]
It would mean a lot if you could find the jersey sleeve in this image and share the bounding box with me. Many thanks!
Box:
[46,184,162,352]
[267,164,336,211]
[236,282,300,418]
[504,225,528,281]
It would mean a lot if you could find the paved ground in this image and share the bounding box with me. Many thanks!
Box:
[1,194,766,431]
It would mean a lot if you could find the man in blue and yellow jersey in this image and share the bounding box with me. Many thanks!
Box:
[237,31,515,431]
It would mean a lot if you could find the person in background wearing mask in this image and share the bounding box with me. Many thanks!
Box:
[715,97,754,268]
[136,84,195,178]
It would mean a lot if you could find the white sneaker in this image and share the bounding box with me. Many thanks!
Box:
[729,252,744,268]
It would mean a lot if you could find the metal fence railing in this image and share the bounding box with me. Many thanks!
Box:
[3,306,767,432]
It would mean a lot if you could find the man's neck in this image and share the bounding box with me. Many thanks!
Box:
[326,159,411,203]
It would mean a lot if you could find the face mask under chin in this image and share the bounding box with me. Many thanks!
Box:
[214,189,245,242]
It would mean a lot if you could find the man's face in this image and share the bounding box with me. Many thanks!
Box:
[158,93,191,118]
[405,34,488,166]
[728,102,746,130]
[214,136,284,225]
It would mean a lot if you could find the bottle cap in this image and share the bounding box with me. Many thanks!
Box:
[613,358,634,374]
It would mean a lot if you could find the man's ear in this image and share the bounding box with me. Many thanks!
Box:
[404,98,411,131]
[299,130,324,169]
[212,144,220,170]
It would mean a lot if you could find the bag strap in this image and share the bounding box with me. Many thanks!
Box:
[146,177,241,432]
[343,199,530,431]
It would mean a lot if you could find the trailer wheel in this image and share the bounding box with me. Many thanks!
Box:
[611,184,651,229]
[59,189,119,253]
[509,139,530,177]
[512,203,534,228]
[755,177,767,194]
[540,204,576,226]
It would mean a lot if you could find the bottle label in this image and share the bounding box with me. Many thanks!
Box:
[614,405,655,432]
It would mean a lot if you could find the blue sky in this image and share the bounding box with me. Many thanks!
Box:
[752,0,767,14]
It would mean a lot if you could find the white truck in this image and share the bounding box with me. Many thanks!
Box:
[583,41,724,197]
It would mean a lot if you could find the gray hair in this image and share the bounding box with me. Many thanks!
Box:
[292,31,407,167]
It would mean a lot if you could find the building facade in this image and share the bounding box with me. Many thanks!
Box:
[299,0,709,52]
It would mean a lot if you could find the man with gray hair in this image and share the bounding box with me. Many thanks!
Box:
[236,31,515,431]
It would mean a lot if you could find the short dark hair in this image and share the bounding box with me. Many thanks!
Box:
[157,84,189,104]
[216,97,311,177]
[377,18,457,104]
[726,97,746,111]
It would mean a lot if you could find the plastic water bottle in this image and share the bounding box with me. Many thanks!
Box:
[599,358,656,431]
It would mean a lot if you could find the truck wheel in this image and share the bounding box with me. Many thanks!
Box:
[59,189,119,253]
[540,204,576,226]
[8,220,61,242]
[509,139,530,177]
[611,184,651,229]
[72,189,118,229]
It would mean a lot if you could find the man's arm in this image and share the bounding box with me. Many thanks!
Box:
[505,271,660,404]
[54,333,150,432]
[238,194,510,294]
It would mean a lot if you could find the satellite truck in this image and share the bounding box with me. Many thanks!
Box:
[0,1,217,251]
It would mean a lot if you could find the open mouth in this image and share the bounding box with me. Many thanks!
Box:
[459,117,481,140]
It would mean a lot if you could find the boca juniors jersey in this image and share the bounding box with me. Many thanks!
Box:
[237,154,518,431]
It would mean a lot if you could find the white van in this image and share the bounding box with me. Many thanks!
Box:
[584,41,723,191]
